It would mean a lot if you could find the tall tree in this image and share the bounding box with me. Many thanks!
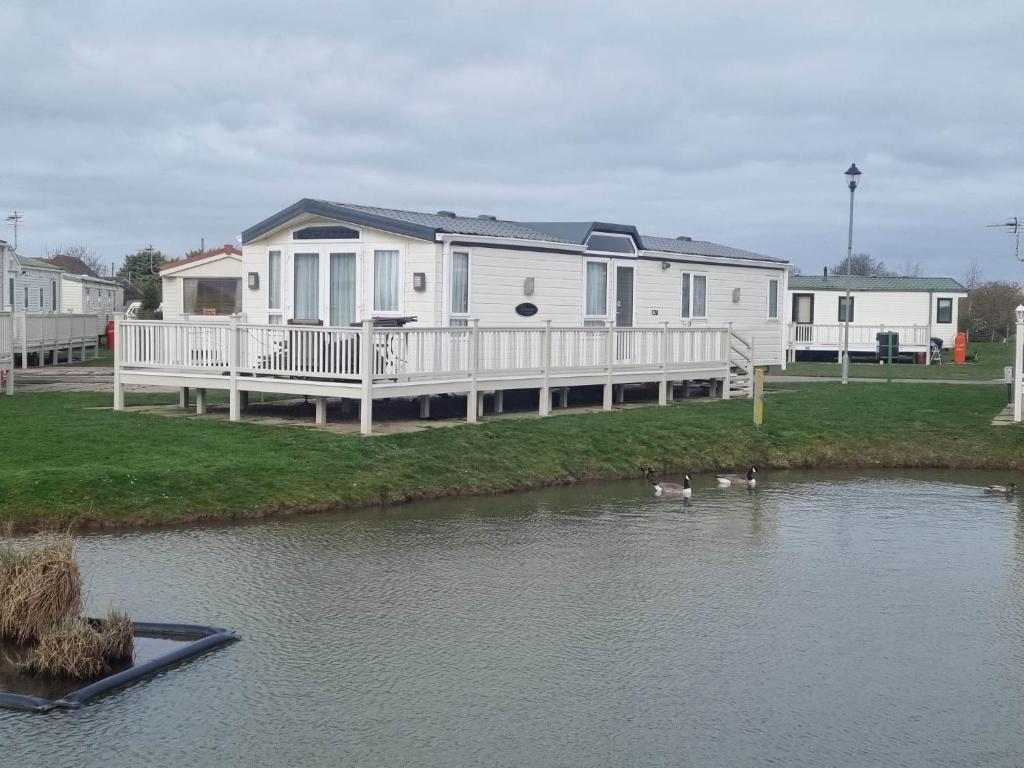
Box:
[959,281,1022,341]
[116,248,169,310]
[830,252,895,277]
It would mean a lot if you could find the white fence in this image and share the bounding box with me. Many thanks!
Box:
[14,312,102,367]
[118,321,730,383]
[116,319,743,434]
[789,324,931,350]
[0,312,13,394]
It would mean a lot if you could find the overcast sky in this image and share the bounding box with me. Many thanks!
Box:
[2,1,1023,280]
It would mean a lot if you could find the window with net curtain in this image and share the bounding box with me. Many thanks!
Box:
[448,251,470,327]
[374,250,400,312]
[768,279,779,319]
[268,251,281,310]
[293,253,319,320]
[585,261,607,326]
[183,278,242,315]
[681,273,707,318]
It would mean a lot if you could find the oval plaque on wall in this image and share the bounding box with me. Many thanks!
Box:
[515,302,538,317]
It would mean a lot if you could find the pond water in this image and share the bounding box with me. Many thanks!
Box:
[3,470,1024,767]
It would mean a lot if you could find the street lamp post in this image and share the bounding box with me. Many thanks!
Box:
[1014,304,1024,423]
[841,163,862,384]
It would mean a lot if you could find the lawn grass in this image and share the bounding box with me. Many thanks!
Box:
[0,383,1021,529]
[778,341,1012,380]
[67,348,114,367]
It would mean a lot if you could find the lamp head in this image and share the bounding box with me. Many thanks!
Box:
[1015,304,1024,323]
[845,163,862,190]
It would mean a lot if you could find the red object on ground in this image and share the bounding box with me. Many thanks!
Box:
[106,320,115,350]
[953,332,967,365]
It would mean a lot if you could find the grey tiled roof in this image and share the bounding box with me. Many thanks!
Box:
[324,202,578,243]
[14,253,61,271]
[789,275,967,292]
[242,198,786,264]
[642,236,783,263]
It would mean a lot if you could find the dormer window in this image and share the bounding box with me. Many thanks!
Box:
[585,232,637,255]
[293,225,360,240]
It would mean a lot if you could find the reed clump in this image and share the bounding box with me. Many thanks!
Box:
[0,535,81,644]
[0,535,134,679]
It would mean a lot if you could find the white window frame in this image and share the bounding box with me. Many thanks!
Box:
[681,271,708,320]
[287,224,362,244]
[767,277,780,320]
[448,249,471,326]
[371,248,403,317]
[582,257,611,325]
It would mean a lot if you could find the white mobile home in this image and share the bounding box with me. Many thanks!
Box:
[239,199,790,366]
[114,200,791,434]
[159,245,243,321]
[786,274,968,361]
[2,251,62,313]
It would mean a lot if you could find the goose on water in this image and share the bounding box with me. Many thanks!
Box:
[716,467,757,487]
[641,466,692,497]
[984,483,1016,496]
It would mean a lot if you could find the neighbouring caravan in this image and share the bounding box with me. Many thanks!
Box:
[1,249,62,313]
[159,245,243,321]
[239,199,791,367]
[786,274,968,361]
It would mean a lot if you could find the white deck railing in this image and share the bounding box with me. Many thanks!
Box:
[0,312,11,395]
[789,323,930,349]
[14,312,102,367]
[115,318,744,433]
[118,320,731,382]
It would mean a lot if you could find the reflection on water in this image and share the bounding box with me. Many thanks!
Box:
[3,470,1024,767]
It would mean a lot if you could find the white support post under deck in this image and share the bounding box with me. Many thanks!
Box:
[603,322,614,411]
[539,320,551,416]
[112,316,124,411]
[658,321,669,405]
[228,316,240,422]
[467,319,479,424]
[722,322,733,400]
[314,396,327,425]
[359,319,373,435]
[196,388,207,415]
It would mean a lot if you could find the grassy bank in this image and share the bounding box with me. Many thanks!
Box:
[779,341,1011,380]
[0,384,1020,528]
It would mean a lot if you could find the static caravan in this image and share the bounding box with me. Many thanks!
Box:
[159,245,243,321]
[786,275,968,361]
[1,252,62,313]
[59,274,123,323]
[239,199,790,367]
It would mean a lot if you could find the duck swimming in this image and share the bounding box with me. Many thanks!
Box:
[984,483,1016,496]
[716,467,757,487]
[641,466,692,497]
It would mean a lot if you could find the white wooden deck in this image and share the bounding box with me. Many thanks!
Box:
[0,312,13,395]
[114,319,755,434]
[14,312,102,367]
[788,323,932,360]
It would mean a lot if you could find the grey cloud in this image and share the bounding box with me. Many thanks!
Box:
[2,0,1023,277]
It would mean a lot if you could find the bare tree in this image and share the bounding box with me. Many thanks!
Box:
[46,244,107,276]
[831,252,895,277]
[898,259,922,277]
[960,281,1023,341]
[962,257,983,290]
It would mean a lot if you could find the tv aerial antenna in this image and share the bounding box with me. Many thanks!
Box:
[987,217,1023,261]
[5,211,23,249]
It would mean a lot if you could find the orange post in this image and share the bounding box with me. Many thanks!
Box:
[953,332,967,365]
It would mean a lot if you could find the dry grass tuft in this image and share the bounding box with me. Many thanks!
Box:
[0,535,82,644]
[19,620,109,679]
[96,609,134,664]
